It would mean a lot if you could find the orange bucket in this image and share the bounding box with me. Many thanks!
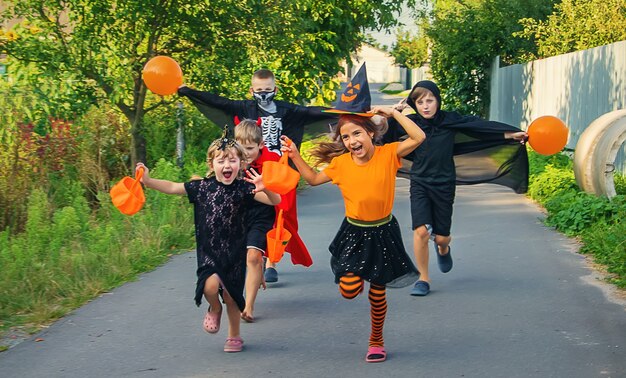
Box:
[266,209,292,263]
[110,167,146,216]
[262,137,300,195]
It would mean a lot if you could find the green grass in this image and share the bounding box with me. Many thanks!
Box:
[0,160,195,346]
[303,122,333,142]
[527,150,626,287]
[381,89,406,95]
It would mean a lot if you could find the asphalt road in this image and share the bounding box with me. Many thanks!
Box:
[1,180,625,378]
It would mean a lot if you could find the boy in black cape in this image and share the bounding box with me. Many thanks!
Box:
[382,80,528,296]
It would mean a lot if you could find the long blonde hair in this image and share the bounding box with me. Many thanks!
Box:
[309,115,388,166]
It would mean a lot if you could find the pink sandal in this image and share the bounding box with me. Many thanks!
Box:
[224,336,244,352]
[365,346,387,363]
[203,307,222,334]
[241,312,255,323]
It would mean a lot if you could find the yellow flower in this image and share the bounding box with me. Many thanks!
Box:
[5,31,18,41]
[30,26,41,34]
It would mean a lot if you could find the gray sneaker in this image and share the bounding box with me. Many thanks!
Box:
[264,267,278,283]
[410,280,430,296]
[435,242,453,273]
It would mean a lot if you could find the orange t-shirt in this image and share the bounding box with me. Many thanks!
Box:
[323,142,401,221]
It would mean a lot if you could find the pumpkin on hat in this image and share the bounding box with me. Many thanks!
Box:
[324,63,374,117]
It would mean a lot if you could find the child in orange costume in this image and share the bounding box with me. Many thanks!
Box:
[281,63,425,363]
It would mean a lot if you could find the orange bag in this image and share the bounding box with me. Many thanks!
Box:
[261,139,300,195]
[266,209,292,263]
[110,167,146,216]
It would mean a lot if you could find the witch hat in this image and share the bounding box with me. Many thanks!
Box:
[324,63,373,117]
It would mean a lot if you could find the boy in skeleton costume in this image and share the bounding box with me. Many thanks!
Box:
[178,69,337,283]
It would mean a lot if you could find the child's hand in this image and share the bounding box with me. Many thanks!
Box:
[506,131,528,143]
[135,163,150,182]
[280,135,300,158]
[244,167,265,193]
[370,106,396,118]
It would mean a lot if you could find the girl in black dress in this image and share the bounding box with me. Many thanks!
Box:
[136,135,280,353]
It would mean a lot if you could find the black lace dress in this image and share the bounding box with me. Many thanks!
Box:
[184,177,255,311]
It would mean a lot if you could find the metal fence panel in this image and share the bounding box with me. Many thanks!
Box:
[490,40,626,173]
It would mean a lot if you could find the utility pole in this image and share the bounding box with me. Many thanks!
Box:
[175,102,185,168]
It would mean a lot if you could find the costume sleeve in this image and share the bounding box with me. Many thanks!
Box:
[178,86,245,127]
[278,103,339,149]
[450,120,522,155]
[322,156,340,184]
[293,105,339,125]
[184,180,200,204]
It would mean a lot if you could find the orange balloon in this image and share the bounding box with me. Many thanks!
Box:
[527,116,569,155]
[142,56,183,96]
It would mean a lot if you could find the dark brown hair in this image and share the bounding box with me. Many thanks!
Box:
[309,115,387,166]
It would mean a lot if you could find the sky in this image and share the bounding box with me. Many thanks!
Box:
[367,2,419,50]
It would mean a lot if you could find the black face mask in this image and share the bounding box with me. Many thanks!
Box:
[252,90,276,106]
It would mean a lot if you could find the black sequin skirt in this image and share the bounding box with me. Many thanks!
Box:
[329,215,419,288]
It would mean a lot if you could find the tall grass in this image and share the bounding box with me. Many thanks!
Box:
[0,159,195,339]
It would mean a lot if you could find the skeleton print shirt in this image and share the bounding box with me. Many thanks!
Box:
[178,86,338,154]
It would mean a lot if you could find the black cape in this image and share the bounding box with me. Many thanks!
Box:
[383,110,529,194]
[178,86,337,151]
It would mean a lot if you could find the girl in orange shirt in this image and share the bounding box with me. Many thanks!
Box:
[281,107,425,363]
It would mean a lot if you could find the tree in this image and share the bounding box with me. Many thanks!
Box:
[1,0,411,166]
[419,0,553,116]
[390,27,429,68]
[516,0,626,59]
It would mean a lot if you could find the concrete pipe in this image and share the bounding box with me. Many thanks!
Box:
[590,117,626,198]
[573,110,626,193]
[573,109,626,198]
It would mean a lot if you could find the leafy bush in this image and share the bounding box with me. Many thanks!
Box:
[528,149,572,175]
[615,173,626,195]
[544,192,622,236]
[527,164,578,203]
[526,150,626,287]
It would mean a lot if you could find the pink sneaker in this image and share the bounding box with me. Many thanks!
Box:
[224,336,244,352]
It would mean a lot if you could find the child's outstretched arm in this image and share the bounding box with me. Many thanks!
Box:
[504,131,528,143]
[245,168,281,206]
[136,163,186,195]
[371,106,426,158]
[280,136,331,187]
